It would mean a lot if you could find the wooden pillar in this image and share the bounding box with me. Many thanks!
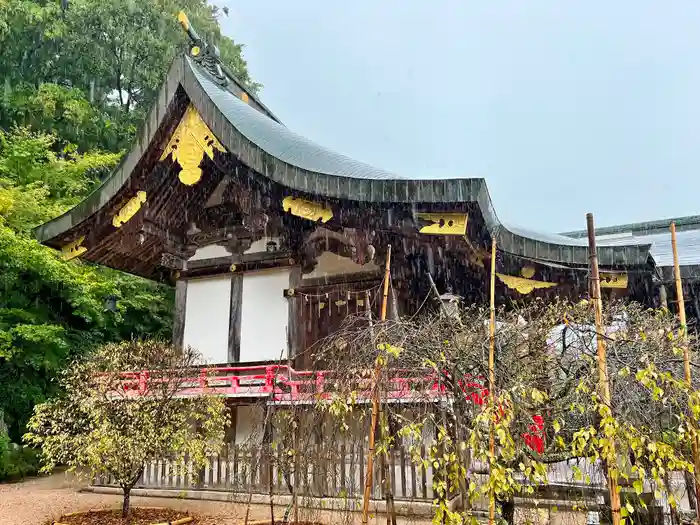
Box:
[659,283,669,310]
[173,279,188,349]
[228,273,243,362]
[287,266,303,367]
[224,402,238,444]
[389,286,400,321]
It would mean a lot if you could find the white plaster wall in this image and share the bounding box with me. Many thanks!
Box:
[188,244,230,261]
[240,268,291,362]
[183,275,231,364]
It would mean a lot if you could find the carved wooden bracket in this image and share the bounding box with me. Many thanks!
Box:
[304,227,376,266]
[112,191,147,228]
[62,236,87,261]
[160,252,188,271]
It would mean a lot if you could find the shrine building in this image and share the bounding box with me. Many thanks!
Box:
[31,13,700,509]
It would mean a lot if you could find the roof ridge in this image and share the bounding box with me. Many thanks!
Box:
[177,11,283,125]
[561,214,700,238]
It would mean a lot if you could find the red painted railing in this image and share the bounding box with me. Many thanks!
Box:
[113,364,457,403]
[111,364,544,453]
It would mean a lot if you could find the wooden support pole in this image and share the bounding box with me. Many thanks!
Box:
[488,238,497,525]
[380,245,392,321]
[362,245,392,525]
[586,213,621,525]
[670,221,700,521]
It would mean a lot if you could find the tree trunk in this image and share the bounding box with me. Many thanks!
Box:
[122,486,131,518]
[684,470,697,512]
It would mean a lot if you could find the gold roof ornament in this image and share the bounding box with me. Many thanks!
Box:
[416,213,468,235]
[177,11,190,31]
[160,105,225,186]
[600,272,628,289]
[282,196,333,223]
[112,191,146,228]
[61,236,87,261]
[177,11,229,86]
[520,266,536,279]
[496,273,557,295]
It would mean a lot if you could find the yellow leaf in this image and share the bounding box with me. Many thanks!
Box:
[626,502,634,514]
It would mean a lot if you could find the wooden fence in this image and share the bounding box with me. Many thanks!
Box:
[94,442,438,501]
[94,442,693,518]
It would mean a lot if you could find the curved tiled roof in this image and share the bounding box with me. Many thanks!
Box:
[192,62,406,181]
[564,216,700,270]
[34,55,651,268]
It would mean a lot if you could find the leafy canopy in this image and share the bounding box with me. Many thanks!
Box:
[0,0,252,469]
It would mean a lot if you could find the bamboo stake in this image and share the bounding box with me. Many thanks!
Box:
[362,245,392,525]
[586,213,621,525]
[670,222,700,520]
[380,245,392,321]
[488,238,497,525]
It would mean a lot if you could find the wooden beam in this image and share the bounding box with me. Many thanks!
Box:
[228,273,243,362]
[173,279,188,349]
[287,266,303,365]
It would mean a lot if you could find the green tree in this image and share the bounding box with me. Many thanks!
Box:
[0,0,258,114]
[1,83,137,152]
[0,225,173,441]
[0,127,122,231]
[0,0,254,477]
[25,340,228,517]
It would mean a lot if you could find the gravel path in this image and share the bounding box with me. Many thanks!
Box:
[0,472,272,525]
[0,472,429,525]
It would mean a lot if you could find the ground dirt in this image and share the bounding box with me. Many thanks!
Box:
[53,508,191,525]
[0,472,283,525]
[0,472,427,525]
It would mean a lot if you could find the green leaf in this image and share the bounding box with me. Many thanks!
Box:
[632,480,643,495]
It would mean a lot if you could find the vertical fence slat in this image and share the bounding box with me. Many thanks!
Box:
[359,442,365,501]
[390,449,397,497]
[164,458,171,488]
[349,442,357,497]
[253,448,262,490]
[276,446,283,493]
[399,448,407,499]
[410,451,417,500]
[321,443,328,496]
[421,444,428,499]
[340,443,347,494]
[203,456,210,488]
[232,445,239,490]
[220,446,228,489]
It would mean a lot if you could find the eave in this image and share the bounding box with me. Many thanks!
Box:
[34,55,652,278]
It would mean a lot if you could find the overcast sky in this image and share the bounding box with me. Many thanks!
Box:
[218,1,700,233]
